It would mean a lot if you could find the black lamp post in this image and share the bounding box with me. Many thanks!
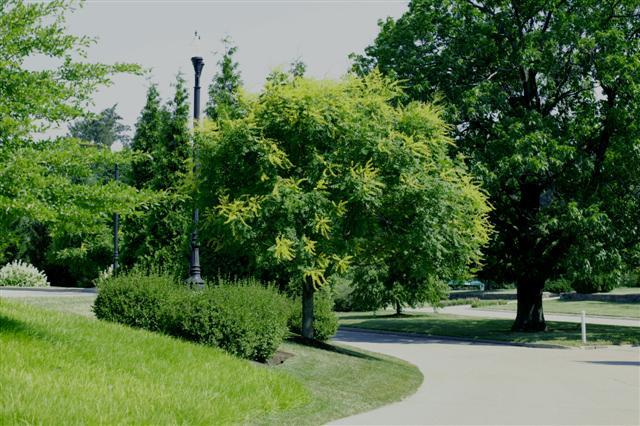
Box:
[187,39,205,288]
[111,141,124,274]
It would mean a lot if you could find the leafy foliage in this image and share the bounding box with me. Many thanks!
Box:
[353,0,640,322]
[0,260,49,287]
[197,72,491,330]
[0,0,140,144]
[0,139,153,284]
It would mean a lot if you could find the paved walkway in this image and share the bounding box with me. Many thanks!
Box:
[411,304,640,327]
[332,329,640,425]
[0,287,97,298]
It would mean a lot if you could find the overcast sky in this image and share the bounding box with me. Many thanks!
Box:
[57,0,408,134]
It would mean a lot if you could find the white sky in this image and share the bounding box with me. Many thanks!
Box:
[57,0,408,133]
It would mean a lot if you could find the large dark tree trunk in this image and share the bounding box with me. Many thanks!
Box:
[512,282,546,331]
[302,278,314,339]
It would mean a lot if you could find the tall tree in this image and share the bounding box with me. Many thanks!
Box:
[353,0,640,330]
[198,73,490,338]
[0,0,148,285]
[68,105,131,148]
[205,37,244,120]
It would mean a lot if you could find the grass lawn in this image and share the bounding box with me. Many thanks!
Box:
[2,298,421,425]
[263,341,421,425]
[339,312,640,347]
[480,299,640,319]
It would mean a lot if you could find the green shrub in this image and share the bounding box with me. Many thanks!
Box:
[178,282,292,361]
[0,260,49,287]
[470,299,508,308]
[93,272,292,361]
[93,271,182,332]
[544,278,573,294]
[571,274,619,294]
[289,289,338,341]
[332,277,355,312]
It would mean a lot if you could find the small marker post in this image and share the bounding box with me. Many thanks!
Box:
[581,310,587,344]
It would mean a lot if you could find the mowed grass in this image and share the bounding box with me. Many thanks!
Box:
[7,295,97,317]
[0,300,308,424]
[264,340,422,425]
[480,299,640,319]
[339,312,640,347]
[3,296,423,425]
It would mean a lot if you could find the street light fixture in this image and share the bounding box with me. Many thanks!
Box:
[110,140,124,274]
[187,32,205,288]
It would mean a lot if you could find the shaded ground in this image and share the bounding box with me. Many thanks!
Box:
[339,311,640,346]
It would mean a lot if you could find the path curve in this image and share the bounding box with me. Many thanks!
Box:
[331,329,640,425]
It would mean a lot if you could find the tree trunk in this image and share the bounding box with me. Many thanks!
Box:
[512,283,546,332]
[395,300,402,316]
[302,279,314,339]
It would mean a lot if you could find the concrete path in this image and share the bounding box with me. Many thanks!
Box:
[411,304,640,327]
[332,329,640,425]
[0,287,97,298]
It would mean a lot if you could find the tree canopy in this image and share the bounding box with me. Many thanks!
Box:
[197,72,491,337]
[0,0,139,145]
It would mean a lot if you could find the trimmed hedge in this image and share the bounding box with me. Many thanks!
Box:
[93,272,292,361]
[289,289,339,341]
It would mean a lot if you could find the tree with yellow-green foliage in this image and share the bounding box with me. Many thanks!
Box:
[197,72,491,339]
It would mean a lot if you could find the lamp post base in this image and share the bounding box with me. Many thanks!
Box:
[186,274,205,290]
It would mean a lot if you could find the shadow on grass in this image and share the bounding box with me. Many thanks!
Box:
[0,314,49,340]
[339,315,640,346]
[581,361,640,366]
[288,335,382,361]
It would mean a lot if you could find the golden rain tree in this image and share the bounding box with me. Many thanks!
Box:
[197,72,492,338]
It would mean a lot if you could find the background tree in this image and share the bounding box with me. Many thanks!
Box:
[205,37,244,121]
[289,58,307,78]
[198,73,491,338]
[353,0,640,330]
[121,76,192,275]
[68,105,131,148]
[0,0,148,285]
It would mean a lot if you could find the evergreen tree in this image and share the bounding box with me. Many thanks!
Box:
[68,105,131,148]
[122,76,192,274]
[130,85,165,189]
[205,37,243,120]
[152,74,191,190]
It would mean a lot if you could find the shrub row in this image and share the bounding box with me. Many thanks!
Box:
[93,271,340,361]
[93,272,292,361]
